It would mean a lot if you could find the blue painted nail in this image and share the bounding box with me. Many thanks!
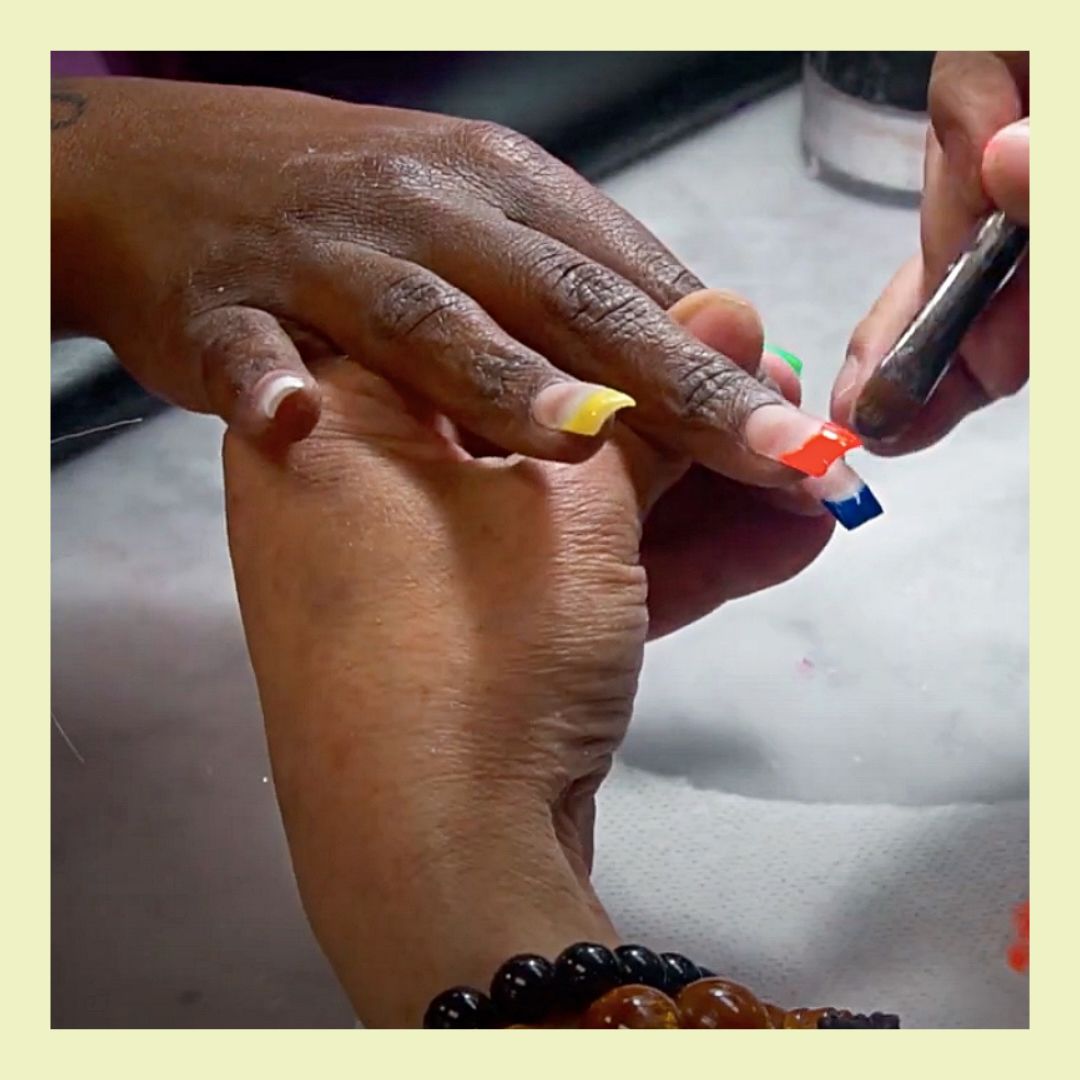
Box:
[822,483,884,531]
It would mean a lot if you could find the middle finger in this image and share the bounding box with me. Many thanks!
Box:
[418,211,860,487]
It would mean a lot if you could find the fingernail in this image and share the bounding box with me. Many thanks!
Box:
[802,460,883,531]
[532,383,636,436]
[744,404,861,478]
[252,372,307,421]
[764,343,803,376]
[831,354,861,421]
[835,354,859,399]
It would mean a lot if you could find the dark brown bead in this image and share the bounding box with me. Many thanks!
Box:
[817,1009,900,1028]
[614,944,667,990]
[676,977,770,1029]
[553,942,622,1008]
[490,953,556,1024]
[422,986,497,1028]
[580,984,680,1029]
[659,952,701,993]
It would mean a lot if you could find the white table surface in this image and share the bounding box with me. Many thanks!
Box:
[51,86,1028,1028]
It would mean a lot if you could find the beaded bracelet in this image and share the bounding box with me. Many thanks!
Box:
[423,942,900,1029]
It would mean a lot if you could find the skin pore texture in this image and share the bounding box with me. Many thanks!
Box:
[51,75,860,485]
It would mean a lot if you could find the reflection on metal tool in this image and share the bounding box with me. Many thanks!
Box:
[852,209,1029,441]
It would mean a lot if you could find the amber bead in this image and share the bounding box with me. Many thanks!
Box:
[762,1002,788,1028]
[580,984,680,1029]
[676,977,770,1029]
[782,1007,831,1029]
[554,942,623,1008]
[614,944,668,991]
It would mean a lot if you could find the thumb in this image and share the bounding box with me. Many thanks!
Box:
[982,118,1029,226]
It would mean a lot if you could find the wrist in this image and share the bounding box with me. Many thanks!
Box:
[292,792,617,1028]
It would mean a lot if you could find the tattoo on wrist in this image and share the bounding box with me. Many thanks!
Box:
[52,85,87,132]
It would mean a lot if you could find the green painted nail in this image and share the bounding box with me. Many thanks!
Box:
[765,343,804,376]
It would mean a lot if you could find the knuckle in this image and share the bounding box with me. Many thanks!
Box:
[368,271,470,342]
[535,251,652,341]
[637,251,705,305]
[466,349,539,406]
[457,118,545,170]
[665,263,707,299]
[670,352,770,425]
[191,308,267,362]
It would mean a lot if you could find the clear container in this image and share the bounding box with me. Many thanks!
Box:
[801,52,934,205]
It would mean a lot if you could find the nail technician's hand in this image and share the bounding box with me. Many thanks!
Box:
[832,51,1029,454]
[52,77,846,483]
[223,293,832,1027]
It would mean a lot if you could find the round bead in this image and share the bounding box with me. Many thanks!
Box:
[614,944,667,990]
[763,1002,788,1028]
[676,977,770,1029]
[783,1006,830,1029]
[868,1011,901,1029]
[490,953,556,1024]
[659,952,701,994]
[581,984,680,1029]
[553,942,623,1008]
[816,1009,899,1028]
[423,986,497,1028]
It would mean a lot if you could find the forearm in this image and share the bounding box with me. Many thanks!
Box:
[52,78,109,336]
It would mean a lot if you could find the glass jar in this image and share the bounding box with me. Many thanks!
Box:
[801,51,935,204]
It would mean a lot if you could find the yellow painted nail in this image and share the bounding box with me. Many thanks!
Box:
[561,390,635,436]
[533,383,637,436]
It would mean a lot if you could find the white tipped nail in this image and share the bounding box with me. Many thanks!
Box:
[253,373,306,420]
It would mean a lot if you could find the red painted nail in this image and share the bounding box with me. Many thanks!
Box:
[778,422,862,478]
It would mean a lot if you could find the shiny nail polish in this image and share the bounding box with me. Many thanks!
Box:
[745,404,862,478]
[532,383,636,437]
[764,343,804,376]
[802,460,883,530]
